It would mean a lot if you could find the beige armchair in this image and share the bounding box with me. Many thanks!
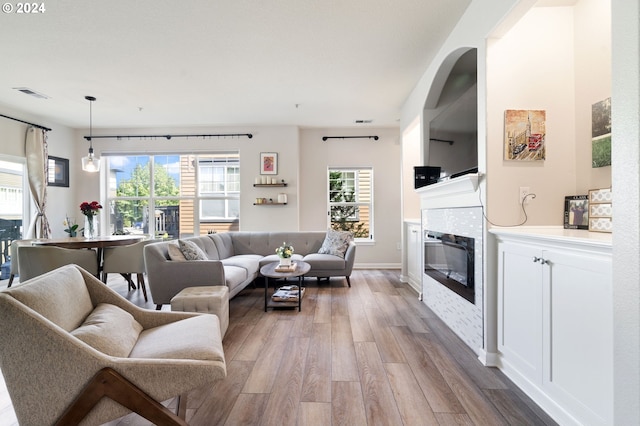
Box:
[0,265,226,426]
[102,238,156,301]
[17,245,99,282]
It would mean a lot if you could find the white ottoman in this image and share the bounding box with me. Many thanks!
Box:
[171,286,229,338]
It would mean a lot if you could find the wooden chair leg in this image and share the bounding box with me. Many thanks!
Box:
[55,367,187,426]
[7,274,14,288]
[346,276,351,287]
[177,393,188,420]
[137,273,148,302]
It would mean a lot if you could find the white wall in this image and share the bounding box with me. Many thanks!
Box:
[0,105,77,238]
[487,6,578,226]
[611,0,640,422]
[299,127,402,267]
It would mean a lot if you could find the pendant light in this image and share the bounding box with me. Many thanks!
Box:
[81,95,100,172]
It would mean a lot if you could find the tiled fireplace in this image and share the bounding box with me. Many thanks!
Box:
[418,176,484,355]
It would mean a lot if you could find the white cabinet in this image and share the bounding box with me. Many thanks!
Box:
[493,228,613,426]
[403,221,422,295]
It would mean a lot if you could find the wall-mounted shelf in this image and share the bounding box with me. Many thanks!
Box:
[254,183,287,187]
[253,202,287,205]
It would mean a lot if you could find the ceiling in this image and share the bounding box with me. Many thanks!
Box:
[0,0,471,130]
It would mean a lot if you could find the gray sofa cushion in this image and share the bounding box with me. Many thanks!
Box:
[224,265,249,289]
[303,253,347,270]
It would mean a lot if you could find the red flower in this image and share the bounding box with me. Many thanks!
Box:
[80,201,103,216]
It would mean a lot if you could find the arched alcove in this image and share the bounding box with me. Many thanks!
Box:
[423,48,478,179]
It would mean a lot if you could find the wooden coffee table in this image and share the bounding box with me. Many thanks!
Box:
[260,260,311,312]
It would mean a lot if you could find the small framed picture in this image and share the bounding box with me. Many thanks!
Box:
[260,152,278,175]
[47,156,69,187]
[563,195,589,230]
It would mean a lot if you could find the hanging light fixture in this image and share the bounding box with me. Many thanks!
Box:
[81,95,100,172]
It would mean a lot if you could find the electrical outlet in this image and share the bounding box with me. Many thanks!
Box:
[519,187,531,204]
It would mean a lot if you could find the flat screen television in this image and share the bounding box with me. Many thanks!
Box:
[427,82,478,181]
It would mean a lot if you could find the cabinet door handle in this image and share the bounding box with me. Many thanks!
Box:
[533,257,542,263]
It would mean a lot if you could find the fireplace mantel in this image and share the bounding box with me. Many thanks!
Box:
[416,173,481,208]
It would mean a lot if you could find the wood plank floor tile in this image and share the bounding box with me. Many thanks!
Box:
[365,307,407,363]
[331,315,360,382]
[222,393,270,426]
[301,323,332,402]
[355,341,404,425]
[384,362,440,425]
[188,360,254,426]
[416,333,510,425]
[332,381,368,426]
[242,320,293,393]
[313,286,332,324]
[261,337,310,426]
[299,401,332,425]
[434,412,475,425]
[391,325,465,414]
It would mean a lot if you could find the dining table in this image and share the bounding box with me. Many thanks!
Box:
[31,235,147,276]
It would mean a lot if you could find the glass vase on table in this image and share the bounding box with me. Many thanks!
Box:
[84,215,98,239]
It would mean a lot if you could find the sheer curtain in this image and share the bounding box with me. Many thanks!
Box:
[25,126,51,238]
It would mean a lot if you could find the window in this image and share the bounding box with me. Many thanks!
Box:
[0,158,27,266]
[328,168,373,240]
[106,152,239,238]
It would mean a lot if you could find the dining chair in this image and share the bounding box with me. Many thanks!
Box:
[7,239,37,287]
[17,245,99,282]
[102,238,155,301]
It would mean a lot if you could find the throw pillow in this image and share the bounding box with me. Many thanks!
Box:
[167,243,187,261]
[71,303,143,358]
[178,239,208,261]
[318,229,353,258]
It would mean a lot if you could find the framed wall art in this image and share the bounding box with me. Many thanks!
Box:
[591,98,611,168]
[504,109,546,161]
[260,152,278,175]
[47,156,69,187]
[563,195,589,230]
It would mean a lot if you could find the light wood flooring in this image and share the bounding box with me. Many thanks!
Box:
[0,270,557,426]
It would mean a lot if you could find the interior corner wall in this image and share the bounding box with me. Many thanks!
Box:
[487,5,596,226]
[299,127,402,267]
[402,118,422,220]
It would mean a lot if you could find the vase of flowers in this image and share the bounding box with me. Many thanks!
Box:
[276,242,294,266]
[63,216,80,237]
[80,201,102,239]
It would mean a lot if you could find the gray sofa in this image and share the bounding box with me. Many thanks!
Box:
[144,231,356,309]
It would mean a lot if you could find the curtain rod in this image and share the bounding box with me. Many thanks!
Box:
[0,114,52,132]
[322,135,378,141]
[83,133,253,141]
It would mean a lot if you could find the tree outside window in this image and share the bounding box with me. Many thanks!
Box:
[328,168,373,240]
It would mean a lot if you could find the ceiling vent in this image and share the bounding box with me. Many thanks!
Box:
[355,119,373,124]
[13,87,49,99]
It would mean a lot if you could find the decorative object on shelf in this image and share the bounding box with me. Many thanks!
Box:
[260,152,278,175]
[63,216,80,237]
[47,156,69,187]
[591,97,611,168]
[276,241,294,266]
[80,201,102,239]
[81,96,101,173]
[588,187,612,232]
[504,109,546,161]
[277,193,287,203]
[563,195,589,230]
